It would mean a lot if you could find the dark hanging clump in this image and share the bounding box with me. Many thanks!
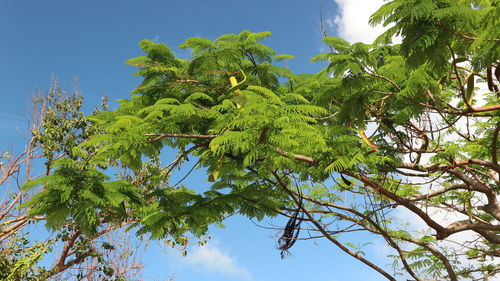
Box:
[277,204,303,259]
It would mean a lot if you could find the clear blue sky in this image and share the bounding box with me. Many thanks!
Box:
[0,1,392,280]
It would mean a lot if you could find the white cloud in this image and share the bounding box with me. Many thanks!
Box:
[333,0,386,43]
[333,0,400,44]
[179,243,251,280]
[333,1,498,279]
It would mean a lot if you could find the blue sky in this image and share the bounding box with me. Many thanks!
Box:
[0,1,397,280]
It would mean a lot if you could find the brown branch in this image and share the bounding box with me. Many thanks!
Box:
[271,147,318,165]
[409,184,468,201]
[0,191,23,220]
[0,216,46,242]
[289,195,427,281]
[467,104,500,113]
[173,79,200,83]
[47,225,120,277]
[445,168,500,222]
[305,216,396,281]
[474,229,500,245]
[437,23,500,42]
[367,72,401,90]
[400,148,445,154]
[0,218,28,242]
[416,90,499,116]
[353,173,447,239]
[253,162,460,280]
[55,231,81,272]
[462,165,493,191]
[442,203,491,225]
[401,237,458,281]
[272,172,397,281]
[313,112,339,120]
[165,143,207,176]
[291,197,457,281]
[145,133,217,143]
[279,177,460,280]
[400,163,500,223]
[145,132,318,164]
[271,147,500,242]
[400,160,500,175]
[49,251,92,278]
[0,151,28,185]
[273,141,499,243]
[455,159,500,175]
[395,169,431,177]
[445,219,500,233]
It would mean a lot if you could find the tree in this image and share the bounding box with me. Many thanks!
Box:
[0,79,147,280]
[22,1,499,280]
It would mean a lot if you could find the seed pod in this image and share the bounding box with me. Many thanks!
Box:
[341,173,352,186]
[359,129,380,149]
[487,66,495,92]
[465,73,474,106]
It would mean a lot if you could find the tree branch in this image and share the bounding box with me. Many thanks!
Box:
[145,133,218,143]
[437,23,500,42]
[57,231,81,268]
[272,171,397,281]
[409,184,468,201]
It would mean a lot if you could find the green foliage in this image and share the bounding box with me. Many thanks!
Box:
[20,2,500,280]
[0,235,53,280]
[370,0,499,71]
[21,158,141,236]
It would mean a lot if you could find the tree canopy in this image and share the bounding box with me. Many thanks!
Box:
[1,82,147,280]
[18,0,499,280]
